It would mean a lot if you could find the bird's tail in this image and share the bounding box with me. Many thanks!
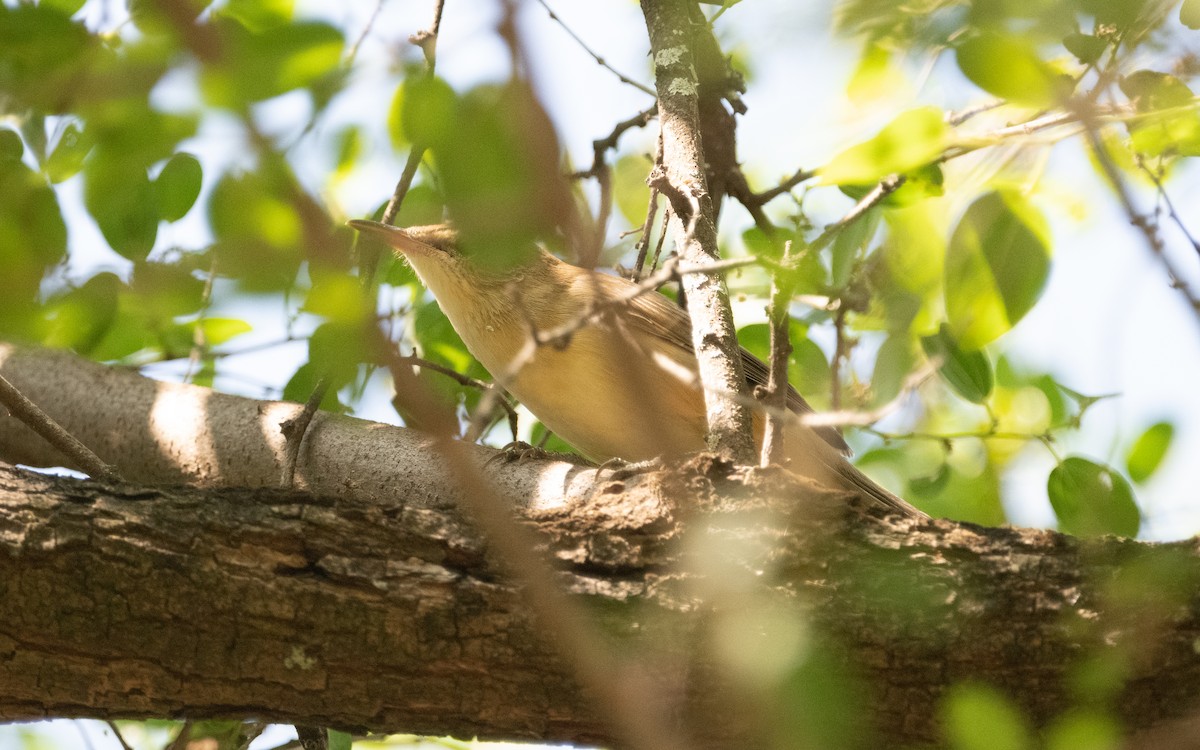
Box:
[834,459,929,519]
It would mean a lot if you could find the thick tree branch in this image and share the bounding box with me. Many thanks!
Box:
[2,458,1200,747]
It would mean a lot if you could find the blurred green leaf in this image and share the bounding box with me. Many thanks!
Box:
[44,122,91,182]
[218,0,293,32]
[154,152,203,222]
[130,261,206,318]
[400,75,457,145]
[613,153,653,228]
[822,106,948,185]
[942,682,1032,750]
[1045,710,1121,750]
[1048,457,1140,537]
[84,150,159,260]
[921,324,993,404]
[956,32,1063,108]
[328,729,353,750]
[44,273,122,355]
[0,128,21,162]
[0,155,68,333]
[1063,33,1108,65]
[204,20,343,107]
[1082,0,1150,31]
[871,332,914,404]
[43,0,88,15]
[1183,0,1200,28]
[209,170,302,289]
[739,322,831,406]
[1120,71,1200,157]
[945,191,1050,350]
[387,82,407,150]
[1125,421,1173,483]
[413,299,472,372]
[830,206,879,288]
[197,317,252,346]
[0,4,97,113]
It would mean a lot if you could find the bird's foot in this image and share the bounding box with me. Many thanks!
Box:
[485,441,592,467]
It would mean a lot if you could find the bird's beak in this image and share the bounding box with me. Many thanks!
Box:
[347,219,446,256]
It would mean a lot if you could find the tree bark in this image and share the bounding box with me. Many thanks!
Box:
[3,344,1200,747]
[641,0,755,463]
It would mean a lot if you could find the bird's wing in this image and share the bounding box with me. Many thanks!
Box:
[609,275,851,455]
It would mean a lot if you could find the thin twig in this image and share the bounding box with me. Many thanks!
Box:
[534,0,657,96]
[744,164,817,207]
[279,377,330,488]
[1139,157,1200,257]
[105,722,135,750]
[0,373,120,481]
[344,0,385,67]
[1075,101,1200,324]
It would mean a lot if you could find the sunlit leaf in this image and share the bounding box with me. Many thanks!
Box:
[219,0,293,32]
[209,170,302,289]
[945,191,1050,350]
[1183,0,1200,28]
[0,156,67,332]
[1120,71,1200,157]
[400,75,457,145]
[130,261,206,318]
[197,317,252,346]
[0,128,21,162]
[956,32,1063,108]
[1045,710,1121,750]
[942,682,1032,750]
[328,729,353,750]
[154,152,203,222]
[1125,421,1173,484]
[387,82,407,150]
[203,20,343,107]
[921,324,993,404]
[44,122,91,183]
[613,153,653,228]
[1048,457,1140,537]
[822,106,948,185]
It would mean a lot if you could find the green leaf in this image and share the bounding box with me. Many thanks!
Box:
[945,191,1050,350]
[921,323,993,404]
[1063,33,1108,65]
[387,82,407,150]
[44,122,91,183]
[197,317,252,346]
[327,729,353,750]
[209,170,302,289]
[83,151,158,260]
[42,0,88,15]
[871,333,914,404]
[830,206,880,288]
[956,32,1063,108]
[1120,71,1200,157]
[0,4,97,113]
[154,152,203,222]
[613,153,653,228]
[1045,710,1122,750]
[821,106,948,185]
[942,682,1032,750]
[203,20,343,107]
[44,273,122,355]
[0,156,68,332]
[1125,421,1173,484]
[1048,457,1140,538]
[1183,0,1200,29]
[219,0,293,32]
[0,128,21,162]
[400,76,457,146]
[129,261,206,318]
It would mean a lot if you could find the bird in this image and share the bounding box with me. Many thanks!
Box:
[348,219,926,518]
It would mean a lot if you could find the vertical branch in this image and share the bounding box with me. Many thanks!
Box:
[640,0,755,463]
[761,241,795,466]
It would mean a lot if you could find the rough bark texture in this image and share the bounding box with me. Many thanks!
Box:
[641,0,755,463]
[3,344,1200,747]
[3,461,1200,748]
